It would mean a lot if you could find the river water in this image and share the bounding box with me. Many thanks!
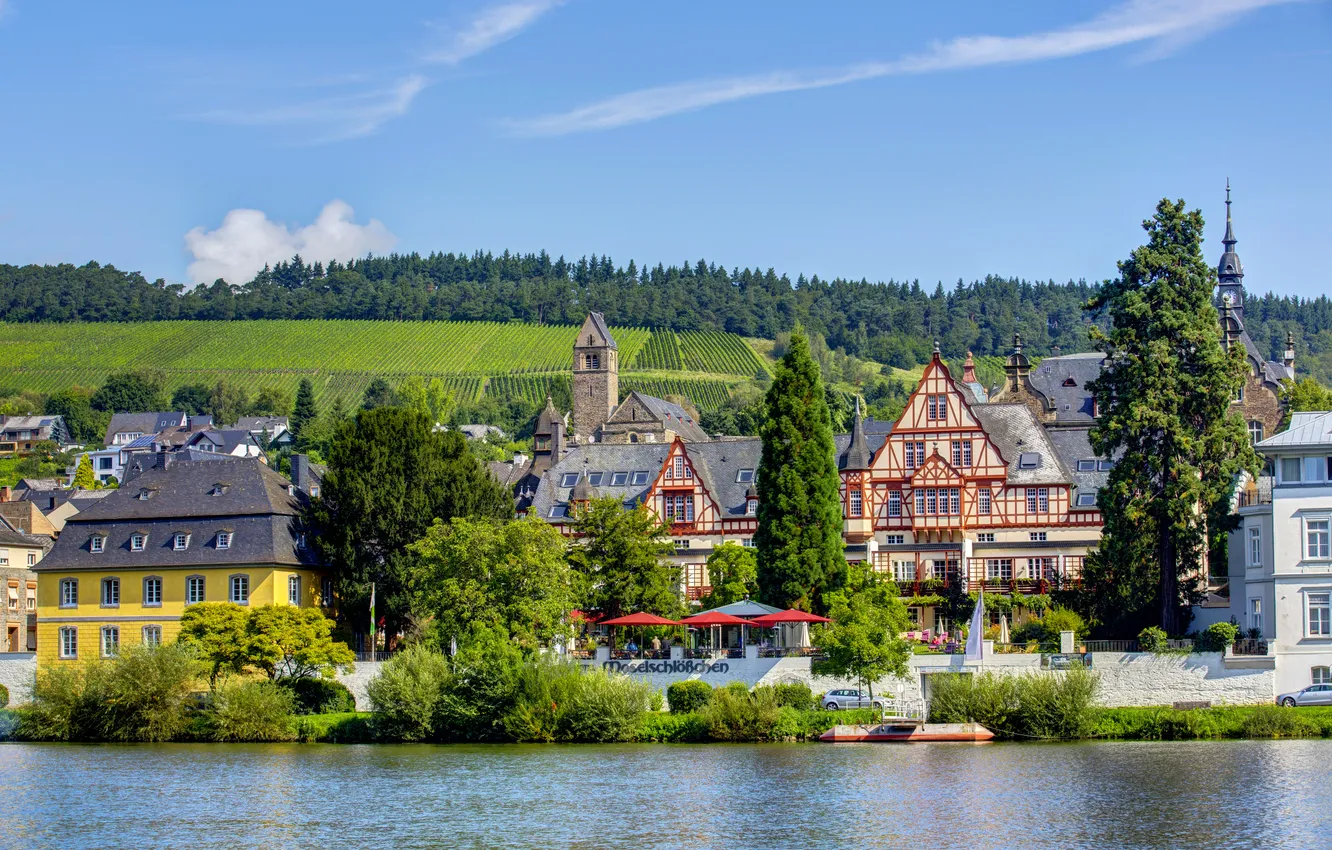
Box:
[2,740,1329,849]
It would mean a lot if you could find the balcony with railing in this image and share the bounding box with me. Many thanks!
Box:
[1237,476,1273,510]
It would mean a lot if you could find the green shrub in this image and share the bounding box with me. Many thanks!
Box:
[367,644,452,742]
[281,677,357,715]
[0,682,8,709]
[768,682,816,711]
[210,680,296,742]
[1197,622,1240,653]
[435,625,524,741]
[633,711,710,742]
[699,683,782,741]
[928,668,1100,740]
[1238,705,1320,738]
[20,663,112,741]
[0,708,20,741]
[503,658,650,743]
[1138,626,1169,652]
[294,712,375,743]
[667,680,713,713]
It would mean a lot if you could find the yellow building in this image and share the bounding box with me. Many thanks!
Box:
[3,517,52,652]
[35,455,329,667]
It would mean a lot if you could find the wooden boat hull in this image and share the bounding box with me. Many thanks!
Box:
[820,723,994,743]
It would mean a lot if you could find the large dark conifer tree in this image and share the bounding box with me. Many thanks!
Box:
[755,331,845,611]
[1083,199,1259,635]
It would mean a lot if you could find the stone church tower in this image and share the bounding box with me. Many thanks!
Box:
[571,312,618,442]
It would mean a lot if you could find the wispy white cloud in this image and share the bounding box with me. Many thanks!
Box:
[425,0,564,65]
[191,74,428,143]
[510,0,1298,136]
[184,200,397,286]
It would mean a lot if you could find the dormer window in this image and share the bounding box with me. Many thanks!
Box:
[211,483,230,496]
[130,534,147,552]
[560,473,579,488]
[173,533,190,551]
[137,488,153,500]
[736,469,754,483]
[630,471,649,486]
[90,536,105,554]
[1062,377,1077,387]
[746,498,758,516]
[217,532,232,550]
[611,471,628,486]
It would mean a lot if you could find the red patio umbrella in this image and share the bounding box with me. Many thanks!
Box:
[680,612,752,627]
[599,612,683,626]
[748,609,833,628]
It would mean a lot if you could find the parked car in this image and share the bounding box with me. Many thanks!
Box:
[1276,684,1332,707]
[822,689,886,711]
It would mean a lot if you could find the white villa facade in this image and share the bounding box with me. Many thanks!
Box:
[1231,411,1332,694]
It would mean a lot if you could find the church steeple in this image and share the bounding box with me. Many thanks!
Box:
[1216,180,1245,320]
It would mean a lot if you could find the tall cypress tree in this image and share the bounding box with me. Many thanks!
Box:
[290,377,317,438]
[1083,199,1259,636]
[755,330,845,611]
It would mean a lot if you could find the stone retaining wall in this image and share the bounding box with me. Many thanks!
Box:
[336,660,384,711]
[0,652,37,706]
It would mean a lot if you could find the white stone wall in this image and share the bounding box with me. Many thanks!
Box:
[335,660,384,711]
[1089,652,1274,706]
[0,652,37,706]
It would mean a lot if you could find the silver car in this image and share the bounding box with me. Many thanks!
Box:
[1277,683,1332,707]
[822,688,886,711]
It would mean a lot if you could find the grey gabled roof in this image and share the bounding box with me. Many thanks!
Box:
[105,412,187,443]
[37,458,314,572]
[1027,353,1106,424]
[1044,427,1110,503]
[626,391,710,443]
[1257,411,1332,450]
[971,404,1071,485]
[696,599,783,618]
[586,312,617,349]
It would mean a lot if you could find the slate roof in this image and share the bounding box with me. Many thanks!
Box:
[623,391,710,442]
[970,404,1072,485]
[586,312,617,349]
[104,412,187,444]
[838,402,873,471]
[1027,353,1106,424]
[37,458,315,572]
[235,416,289,433]
[15,478,62,492]
[0,414,68,442]
[1257,411,1332,450]
[0,516,53,551]
[1045,427,1110,504]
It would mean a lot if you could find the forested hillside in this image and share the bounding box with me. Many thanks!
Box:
[2,252,1328,381]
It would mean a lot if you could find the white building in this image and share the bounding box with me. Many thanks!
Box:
[1231,411,1332,694]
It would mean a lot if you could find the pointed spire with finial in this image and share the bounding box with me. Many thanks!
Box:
[1217,179,1244,290]
[962,351,977,384]
[838,395,872,471]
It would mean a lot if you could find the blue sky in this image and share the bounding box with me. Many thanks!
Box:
[0,0,1328,297]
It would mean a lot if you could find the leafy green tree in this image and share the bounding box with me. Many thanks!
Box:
[245,605,355,680]
[72,453,97,490]
[91,371,165,413]
[177,602,253,687]
[397,376,455,425]
[208,379,250,425]
[812,567,911,706]
[250,386,291,417]
[44,387,107,445]
[409,515,578,650]
[361,377,399,410]
[290,377,317,438]
[698,542,758,609]
[567,497,682,620]
[170,383,212,416]
[1083,199,1260,635]
[755,330,845,611]
[308,407,514,637]
[1282,377,1332,424]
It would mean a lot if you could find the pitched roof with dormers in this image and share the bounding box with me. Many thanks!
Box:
[970,404,1072,486]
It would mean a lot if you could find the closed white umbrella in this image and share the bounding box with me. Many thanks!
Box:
[999,614,1010,645]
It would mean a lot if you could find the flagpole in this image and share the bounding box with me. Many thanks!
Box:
[369,582,376,664]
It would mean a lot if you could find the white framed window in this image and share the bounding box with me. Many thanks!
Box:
[1249,598,1262,634]
[1248,421,1264,444]
[672,457,684,480]
[949,488,960,515]
[1038,488,1049,513]
[926,489,937,515]
[977,532,995,543]
[101,577,120,607]
[186,575,206,604]
[6,585,16,610]
[27,552,36,567]
[26,585,35,610]
[978,489,991,515]
[630,471,649,486]
[60,578,78,608]
[888,492,902,517]
[58,626,77,659]
[142,625,162,648]
[915,490,925,516]
[1281,457,1302,483]
[741,538,756,548]
[101,626,119,658]
[173,533,190,551]
[89,536,104,553]
[1307,519,1331,560]
[951,440,962,467]
[611,471,628,486]
[962,442,973,467]
[885,534,904,545]
[1027,557,1057,581]
[849,490,863,518]
[130,534,146,552]
[230,574,250,604]
[1314,666,1331,685]
[892,560,916,583]
[1248,526,1263,568]
[745,498,757,516]
[986,558,1013,580]
[1030,532,1047,542]
[217,532,232,550]
[1308,592,1331,637]
[143,576,162,607]
[1076,491,1097,507]
[560,473,579,488]
[289,575,301,605]
[735,468,754,484]
[673,539,690,553]
[1076,460,1096,472]
[905,442,916,469]
[1026,489,1038,513]
[1305,457,1329,483]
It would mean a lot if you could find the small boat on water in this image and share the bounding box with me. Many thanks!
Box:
[819,722,994,743]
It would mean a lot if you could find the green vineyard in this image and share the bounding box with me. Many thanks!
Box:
[0,319,765,412]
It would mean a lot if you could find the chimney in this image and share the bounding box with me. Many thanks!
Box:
[291,453,310,492]
[1052,345,1062,357]
[1284,331,1296,372]
[0,486,10,503]
[962,351,977,384]
[156,448,173,470]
